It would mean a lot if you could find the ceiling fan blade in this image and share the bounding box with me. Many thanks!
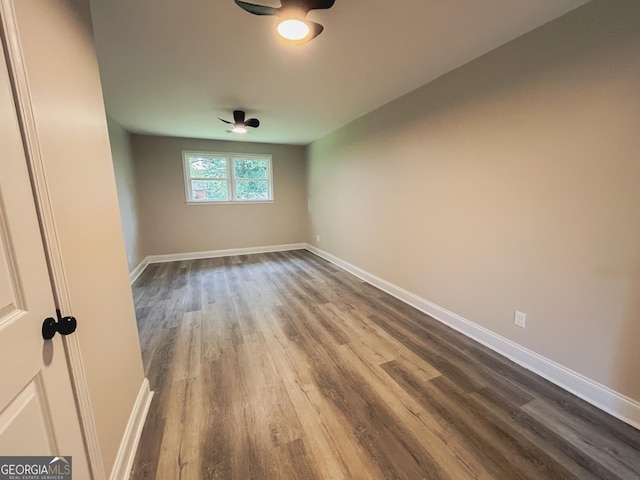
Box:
[233,110,246,124]
[294,21,323,45]
[218,118,232,124]
[245,118,260,128]
[234,0,279,16]
[306,0,335,11]
[281,0,334,12]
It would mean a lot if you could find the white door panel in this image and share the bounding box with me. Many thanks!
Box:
[0,379,54,455]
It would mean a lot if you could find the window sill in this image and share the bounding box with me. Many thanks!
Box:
[186,200,274,205]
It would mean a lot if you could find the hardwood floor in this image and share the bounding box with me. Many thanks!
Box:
[130,250,640,480]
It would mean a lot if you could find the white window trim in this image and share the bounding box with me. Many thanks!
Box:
[182,150,274,204]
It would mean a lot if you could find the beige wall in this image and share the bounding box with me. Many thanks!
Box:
[132,134,307,255]
[108,117,143,270]
[308,0,640,402]
[11,0,146,473]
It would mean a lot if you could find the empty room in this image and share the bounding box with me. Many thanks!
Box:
[1,0,638,479]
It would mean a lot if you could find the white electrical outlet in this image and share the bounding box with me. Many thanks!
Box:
[128,255,132,265]
[316,235,320,242]
[514,310,526,328]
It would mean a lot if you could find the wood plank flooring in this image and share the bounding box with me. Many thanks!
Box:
[130,250,640,479]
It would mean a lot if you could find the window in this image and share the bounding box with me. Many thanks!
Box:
[182,151,273,204]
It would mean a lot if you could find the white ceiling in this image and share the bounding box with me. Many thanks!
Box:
[90,0,590,145]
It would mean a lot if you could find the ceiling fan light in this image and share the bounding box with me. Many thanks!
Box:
[277,18,310,41]
[232,126,247,134]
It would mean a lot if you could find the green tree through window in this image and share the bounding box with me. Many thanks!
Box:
[234,158,269,200]
[183,151,273,203]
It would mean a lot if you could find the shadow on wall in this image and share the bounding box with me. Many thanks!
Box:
[328,0,636,156]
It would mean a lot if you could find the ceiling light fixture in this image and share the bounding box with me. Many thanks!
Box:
[277,18,310,41]
[235,0,335,45]
[219,110,260,134]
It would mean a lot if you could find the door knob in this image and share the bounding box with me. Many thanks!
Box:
[42,309,77,340]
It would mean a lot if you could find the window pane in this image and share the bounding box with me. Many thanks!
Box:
[235,180,268,200]
[233,159,267,179]
[191,179,228,201]
[189,157,227,179]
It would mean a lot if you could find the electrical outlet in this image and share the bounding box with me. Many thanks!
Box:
[514,310,526,328]
[316,235,320,242]
[128,255,132,265]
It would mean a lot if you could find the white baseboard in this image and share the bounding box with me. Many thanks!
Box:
[129,258,149,284]
[109,378,153,480]
[129,243,307,284]
[145,243,307,264]
[305,244,640,430]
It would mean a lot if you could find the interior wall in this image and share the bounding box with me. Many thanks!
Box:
[108,117,143,270]
[132,134,308,256]
[307,0,640,403]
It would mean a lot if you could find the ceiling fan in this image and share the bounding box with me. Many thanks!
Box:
[219,110,260,134]
[234,0,336,44]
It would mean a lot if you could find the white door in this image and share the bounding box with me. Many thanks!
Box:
[0,29,90,478]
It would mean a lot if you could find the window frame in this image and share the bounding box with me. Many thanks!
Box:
[182,151,274,204]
